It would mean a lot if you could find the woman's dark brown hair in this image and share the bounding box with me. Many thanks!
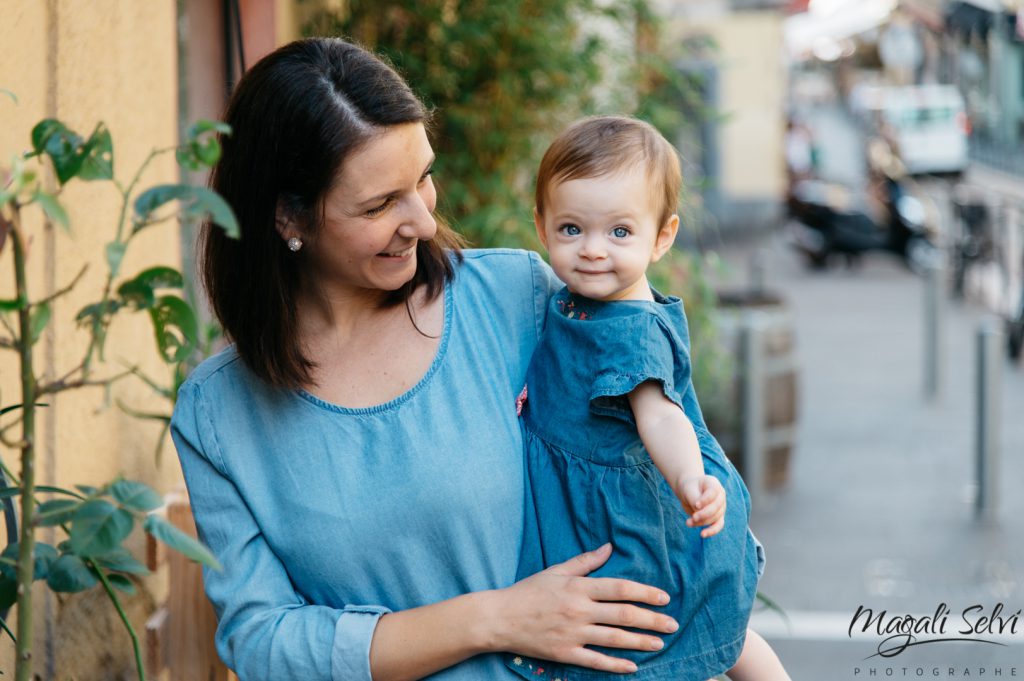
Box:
[201,38,462,389]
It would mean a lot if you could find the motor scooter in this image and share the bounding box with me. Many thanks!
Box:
[786,143,941,273]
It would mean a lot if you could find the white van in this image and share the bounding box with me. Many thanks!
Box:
[852,84,970,175]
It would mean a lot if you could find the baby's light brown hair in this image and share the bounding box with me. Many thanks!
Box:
[535,115,682,227]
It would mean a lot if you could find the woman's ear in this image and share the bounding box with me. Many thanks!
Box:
[534,208,549,249]
[650,214,680,263]
[275,198,301,242]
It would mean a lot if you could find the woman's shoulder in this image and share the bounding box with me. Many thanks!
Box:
[452,247,550,282]
[175,345,275,413]
[180,344,244,391]
[450,248,561,320]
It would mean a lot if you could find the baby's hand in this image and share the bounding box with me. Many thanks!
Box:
[679,476,726,538]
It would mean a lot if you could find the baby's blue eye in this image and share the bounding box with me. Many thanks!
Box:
[612,226,630,238]
[560,224,581,236]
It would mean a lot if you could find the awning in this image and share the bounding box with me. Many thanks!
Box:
[784,0,896,58]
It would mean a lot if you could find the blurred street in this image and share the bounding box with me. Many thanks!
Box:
[710,99,1024,677]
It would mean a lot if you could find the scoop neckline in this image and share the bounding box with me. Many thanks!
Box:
[296,282,453,415]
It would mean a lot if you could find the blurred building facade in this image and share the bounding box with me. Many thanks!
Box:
[945,0,1024,153]
[783,0,1024,174]
[661,0,790,237]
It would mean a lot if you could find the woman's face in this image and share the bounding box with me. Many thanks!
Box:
[304,122,438,297]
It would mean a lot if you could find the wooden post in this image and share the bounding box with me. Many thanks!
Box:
[145,490,235,681]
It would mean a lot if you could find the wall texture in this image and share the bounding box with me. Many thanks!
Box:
[1,2,184,677]
[670,8,788,233]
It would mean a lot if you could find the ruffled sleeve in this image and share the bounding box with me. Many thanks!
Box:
[587,309,691,424]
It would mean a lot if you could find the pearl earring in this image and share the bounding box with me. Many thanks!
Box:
[287,237,303,252]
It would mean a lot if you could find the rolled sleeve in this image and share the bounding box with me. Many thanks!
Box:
[331,605,392,680]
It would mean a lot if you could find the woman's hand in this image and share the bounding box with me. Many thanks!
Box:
[485,543,679,674]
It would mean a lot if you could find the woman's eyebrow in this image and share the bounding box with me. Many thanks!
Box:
[356,155,436,207]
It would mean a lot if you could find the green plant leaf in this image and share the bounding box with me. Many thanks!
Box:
[34,483,80,499]
[131,266,184,290]
[0,542,58,580]
[34,484,82,499]
[93,547,150,575]
[75,300,122,328]
[0,487,18,500]
[33,543,58,579]
[106,573,136,595]
[117,266,184,310]
[32,190,70,232]
[195,137,221,167]
[0,89,17,104]
[76,123,114,181]
[75,485,99,497]
[133,184,239,239]
[68,499,134,558]
[35,497,81,528]
[148,295,198,363]
[29,302,51,345]
[0,574,16,610]
[175,146,200,172]
[105,241,127,276]
[31,119,85,185]
[46,554,98,592]
[143,514,221,570]
[177,120,230,171]
[110,480,162,512]
[35,498,81,527]
[117,278,155,309]
[0,296,27,311]
[189,119,232,137]
[31,119,73,156]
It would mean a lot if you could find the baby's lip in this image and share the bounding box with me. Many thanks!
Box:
[576,269,611,275]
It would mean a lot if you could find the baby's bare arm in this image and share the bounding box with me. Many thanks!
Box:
[628,381,726,536]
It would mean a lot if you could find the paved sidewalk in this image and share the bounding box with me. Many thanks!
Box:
[710,236,1024,678]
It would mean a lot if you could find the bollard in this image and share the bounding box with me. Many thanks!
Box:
[923,259,945,401]
[741,311,766,506]
[749,249,768,297]
[975,320,1003,520]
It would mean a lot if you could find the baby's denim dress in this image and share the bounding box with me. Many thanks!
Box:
[506,287,765,681]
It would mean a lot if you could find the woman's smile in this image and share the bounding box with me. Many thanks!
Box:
[378,244,417,259]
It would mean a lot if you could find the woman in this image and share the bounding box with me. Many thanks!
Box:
[172,37,678,681]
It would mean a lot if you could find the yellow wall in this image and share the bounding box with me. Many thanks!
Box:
[1,1,182,677]
[676,10,788,201]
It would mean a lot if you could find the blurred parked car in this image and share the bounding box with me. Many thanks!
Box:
[850,83,970,176]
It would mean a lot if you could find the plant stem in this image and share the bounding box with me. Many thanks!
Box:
[11,205,36,681]
[84,146,174,372]
[91,564,145,681]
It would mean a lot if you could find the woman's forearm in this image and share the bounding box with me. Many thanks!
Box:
[368,589,498,680]
[370,545,681,680]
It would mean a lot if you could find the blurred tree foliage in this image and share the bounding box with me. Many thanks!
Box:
[301,0,706,248]
[301,0,731,421]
